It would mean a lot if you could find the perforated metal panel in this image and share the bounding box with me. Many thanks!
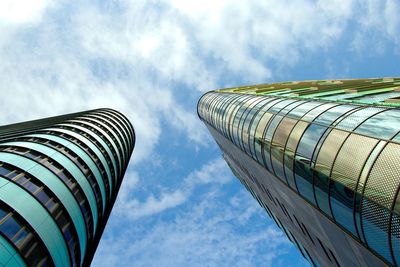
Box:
[391,212,400,265]
[271,117,298,181]
[314,129,349,217]
[284,121,309,191]
[362,143,400,264]
[330,134,377,235]
[336,107,384,131]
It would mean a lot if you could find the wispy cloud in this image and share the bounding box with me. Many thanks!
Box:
[115,159,231,220]
[94,189,291,267]
[0,0,399,161]
[0,1,399,266]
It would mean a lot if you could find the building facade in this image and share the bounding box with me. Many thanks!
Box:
[0,108,135,267]
[198,78,400,266]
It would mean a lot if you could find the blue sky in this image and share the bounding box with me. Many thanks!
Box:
[0,1,399,266]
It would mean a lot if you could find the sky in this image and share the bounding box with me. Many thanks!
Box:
[0,0,399,266]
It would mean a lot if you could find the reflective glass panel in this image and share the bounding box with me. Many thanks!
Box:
[355,109,400,140]
[314,129,349,217]
[288,101,322,120]
[284,121,309,191]
[330,134,377,236]
[295,124,328,204]
[314,104,357,126]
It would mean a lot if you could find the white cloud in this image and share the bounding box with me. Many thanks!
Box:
[0,0,51,24]
[0,1,399,265]
[0,0,399,162]
[93,190,291,267]
[115,158,230,220]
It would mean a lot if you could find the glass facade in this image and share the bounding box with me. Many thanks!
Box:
[0,108,135,267]
[198,78,400,266]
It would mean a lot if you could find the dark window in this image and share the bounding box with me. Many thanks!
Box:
[0,202,55,266]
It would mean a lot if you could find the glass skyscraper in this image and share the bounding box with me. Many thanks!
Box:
[0,108,134,267]
[198,78,400,266]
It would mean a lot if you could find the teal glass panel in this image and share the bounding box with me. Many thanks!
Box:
[330,134,377,237]
[0,177,70,267]
[284,121,309,192]
[314,129,348,218]
[24,133,102,230]
[70,120,123,171]
[88,114,130,160]
[96,111,132,149]
[0,153,84,264]
[83,117,126,164]
[0,234,26,267]
[313,171,331,217]
[242,98,271,154]
[45,126,115,192]
[271,118,297,182]
[362,199,393,264]
[105,109,135,140]
[0,141,98,242]
[329,182,357,236]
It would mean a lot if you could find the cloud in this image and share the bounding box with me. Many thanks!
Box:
[0,0,52,24]
[115,158,231,220]
[0,0,399,162]
[93,189,291,267]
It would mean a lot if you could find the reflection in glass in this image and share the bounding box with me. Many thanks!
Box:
[355,109,400,140]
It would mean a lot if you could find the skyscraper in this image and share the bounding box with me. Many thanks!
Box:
[198,78,400,266]
[0,108,134,267]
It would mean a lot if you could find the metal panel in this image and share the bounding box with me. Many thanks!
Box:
[0,234,26,267]
[47,126,116,190]
[271,117,297,182]
[284,121,309,191]
[314,129,349,218]
[0,177,70,267]
[0,141,90,262]
[330,134,377,236]
[362,143,400,264]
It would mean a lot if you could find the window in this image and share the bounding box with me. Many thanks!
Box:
[0,202,54,266]
[284,121,309,191]
[314,104,357,126]
[355,109,400,140]
[335,107,384,131]
[314,129,349,217]
[263,115,285,173]
[361,143,400,264]
[0,145,96,241]
[288,101,322,120]
[248,98,278,157]
[294,124,328,204]
[254,112,274,163]
[239,97,265,150]
[330,134,377,236]
[270,117,297,182]
[302,103,337,122]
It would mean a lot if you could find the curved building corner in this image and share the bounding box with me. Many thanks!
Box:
[0,108,134,267]
[198,78,400,266]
